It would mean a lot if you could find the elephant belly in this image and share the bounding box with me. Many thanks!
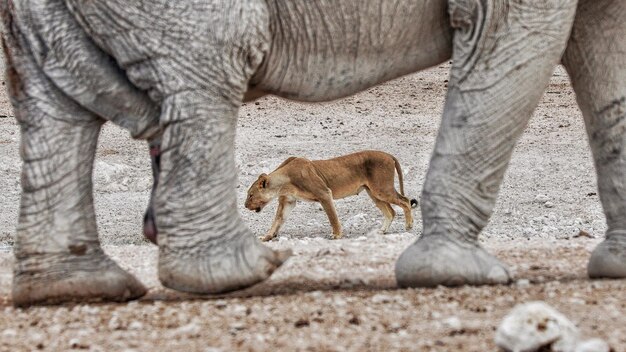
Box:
[253,0,452,102]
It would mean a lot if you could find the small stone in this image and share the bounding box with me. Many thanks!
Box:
[128,321,143,330]
[442,316,462,332]
[544,201,555,208]
[231,304,248,318]
[69,338,89,349]
[108,315,123,330]
[371,294,393,304]
[568,298,586,305]
[48,324,63,335]
[573,230,593,239]
[29,331,45,345]
[205,348,224,352]
[515,279,531,287]
[534,194,550,203]
[306,291,324,299]
[174,322,201,337]
[575,338,610,352]
[229,322,246,331]
[1,328,17,338]
[333,297,347,307]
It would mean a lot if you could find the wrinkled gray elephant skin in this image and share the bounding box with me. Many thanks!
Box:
[1,0,625,306]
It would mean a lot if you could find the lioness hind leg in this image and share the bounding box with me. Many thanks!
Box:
[366,189,395,233]
[378,192,414,231]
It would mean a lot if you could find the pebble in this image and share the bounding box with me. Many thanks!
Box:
[174,323,201,337]
[574,230,593,239]
[442,316,462,331]
[1,328,17,338]
[533,194,550,203]
[371,294,393,304]
[231,304,248,318]
[515,279,530,287]
[214,299,228,309]
[575,338,611,352]
[69,337,88,349]
[128,321,144,330]
[108,315,123,330]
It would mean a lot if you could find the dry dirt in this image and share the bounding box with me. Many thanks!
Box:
[0,52,624,351]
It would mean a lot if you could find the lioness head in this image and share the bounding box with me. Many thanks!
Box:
[245,173,273,212]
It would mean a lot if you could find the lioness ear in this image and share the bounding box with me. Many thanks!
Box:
[258,174,269,189]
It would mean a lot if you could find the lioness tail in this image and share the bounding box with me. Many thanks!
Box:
[393,156,418,208]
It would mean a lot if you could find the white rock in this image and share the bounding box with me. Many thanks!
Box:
[544,201,555,208]
[231,304,248,318]
[174,322,201,337]
[48,324,63,335]
[371,294,393,304]
[128,321,144,330]
[205,348,224,352]
[495,301,579,352]
[28,331,45,345]
[442,316,462,331]
[1,328,17,338]
[575,339,610,352]
[515,279,531,287]
[534,194,550,203]
[108,315,123,330]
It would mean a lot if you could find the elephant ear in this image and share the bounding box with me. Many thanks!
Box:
[258,174,269,188]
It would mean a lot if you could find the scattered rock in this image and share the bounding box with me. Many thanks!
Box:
[294,318,309,328]
[495,301,609,352]
[573,230,593,239]
[1,328,17,338]
[69,337,89,349]
[128,321,143,330]
[108,315,123,330]
[173,322,201,337]
[371,294,393,304]
[442,316,462,332]
[533,194,550,203]
[575,338,611,352]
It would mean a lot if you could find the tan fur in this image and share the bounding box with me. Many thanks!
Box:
[245,151,416,241]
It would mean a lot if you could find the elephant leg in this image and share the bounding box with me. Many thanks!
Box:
[396,0,579,287]
[155,92,291,293]
[3,29,146,306]
[562,0,626,278]
[63,0,290,295]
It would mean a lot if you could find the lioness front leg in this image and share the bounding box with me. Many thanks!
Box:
[261,196,296,242]
[318,194,343,239]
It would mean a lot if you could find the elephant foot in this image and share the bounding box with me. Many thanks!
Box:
[158,234,291,294]
[395,235,511,288]
[12,251,146,307]
[588,235,626,279]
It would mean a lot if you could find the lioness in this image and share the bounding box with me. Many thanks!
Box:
[245,151,418,241]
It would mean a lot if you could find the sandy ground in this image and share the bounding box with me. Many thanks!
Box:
[0,51,624,351]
